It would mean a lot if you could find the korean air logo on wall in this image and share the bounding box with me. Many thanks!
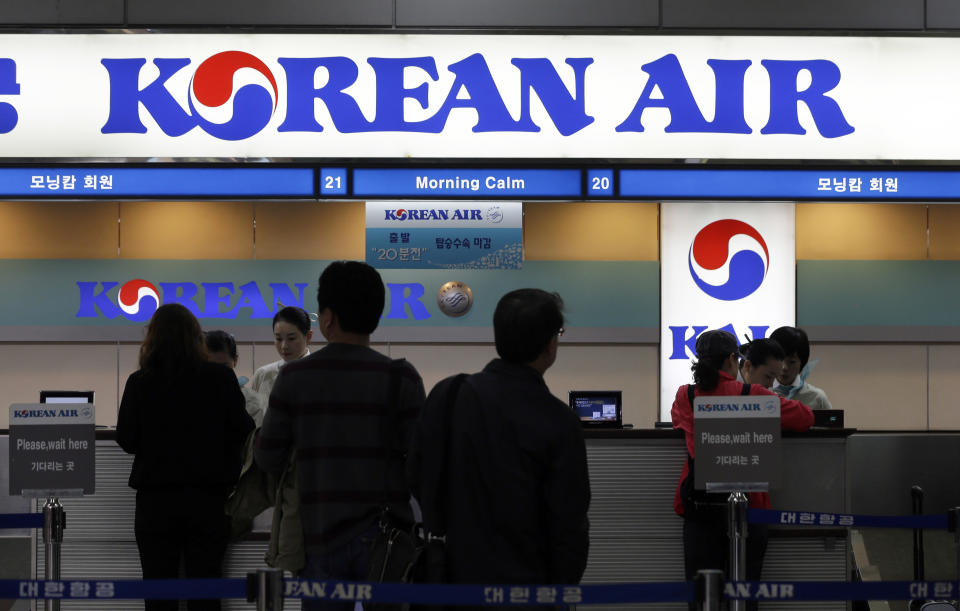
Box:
[117,279,160,322]
[688,219,769,301]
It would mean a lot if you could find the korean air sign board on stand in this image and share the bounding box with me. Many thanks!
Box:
[660,202,795,422]
[0,34,957,160]
[366,201,522,269]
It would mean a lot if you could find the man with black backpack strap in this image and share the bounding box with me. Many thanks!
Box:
[672,329,813,610]
[409,289,591,599]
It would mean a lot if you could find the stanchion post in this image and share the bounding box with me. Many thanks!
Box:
[695,569,724,611]
[727,491,748,611]
[256,567,284,611]
[42,497,65,611]
[948,506,960,605]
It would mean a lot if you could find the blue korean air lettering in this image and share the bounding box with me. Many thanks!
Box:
[16,409,78,417]
[616,54,853,138]
[383,208,483,221]
[101,51,852,140]
[0,59,20,134]
[76,279,431,322]
[669,324,770,360]
[102,52,594,139]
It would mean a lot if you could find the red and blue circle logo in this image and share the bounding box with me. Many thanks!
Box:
[394,209,409,220]
[688,219,769,301]
[188,51,279,141]
[118,279,160,322]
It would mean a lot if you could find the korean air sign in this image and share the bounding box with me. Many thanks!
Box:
[659,202,796,421]
[0,33,948,160]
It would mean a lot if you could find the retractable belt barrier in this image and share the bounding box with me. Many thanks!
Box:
[0,512,44,529]
[748,508,951,529]
[1,578,959,604]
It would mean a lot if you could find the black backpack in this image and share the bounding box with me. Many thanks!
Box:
[679,383,752,519]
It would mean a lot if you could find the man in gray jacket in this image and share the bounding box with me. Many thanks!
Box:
[256,261,425,611]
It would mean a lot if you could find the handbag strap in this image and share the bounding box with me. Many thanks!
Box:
[433,373,468,535]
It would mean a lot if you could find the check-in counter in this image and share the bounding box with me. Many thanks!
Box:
[1,429,854,610]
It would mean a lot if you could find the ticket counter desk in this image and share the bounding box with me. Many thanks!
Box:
[0,429,852,611]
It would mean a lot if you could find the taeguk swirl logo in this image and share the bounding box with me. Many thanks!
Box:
[688,219,769,301]
[118,279,160,322]
[188,51,279,141]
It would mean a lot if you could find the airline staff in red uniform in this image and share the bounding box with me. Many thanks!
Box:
[672,330,813,607]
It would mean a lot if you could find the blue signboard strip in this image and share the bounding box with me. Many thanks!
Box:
[619,169,960,200]
[0,168,315,197]
[353,169,582,198]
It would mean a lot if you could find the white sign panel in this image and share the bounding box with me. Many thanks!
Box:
[693,395,781,491]
[0,34,956,159]
[659,202,795,421]
[365,200,523,269]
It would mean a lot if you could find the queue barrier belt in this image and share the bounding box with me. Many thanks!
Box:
[0,513,44,530]
[748,508,950,529]
[1,579,959,603]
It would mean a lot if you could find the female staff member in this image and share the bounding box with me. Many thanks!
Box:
[251,306,313,400]
[672,330,813,607]
[206,329,264,426]
[249,306,313,574]
[738,337,787,389]
[117,304,254,611]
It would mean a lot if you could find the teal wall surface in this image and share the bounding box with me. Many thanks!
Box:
[797,261,960,327]
[0,260,660,329]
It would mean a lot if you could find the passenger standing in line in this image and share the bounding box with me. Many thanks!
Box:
[672,330,813,611]
[769,326,833,410]
[409,289,591,590]
[251,305,314,401]
[205,329,264,426]
[737,337,788,389]
[117,304,254,611]
[255,261,426,611]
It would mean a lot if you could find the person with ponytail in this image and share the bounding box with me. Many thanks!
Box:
[671,330,813,609]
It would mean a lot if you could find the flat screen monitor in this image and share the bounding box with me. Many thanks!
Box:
[569,390,622,428]
[40,390,95,404]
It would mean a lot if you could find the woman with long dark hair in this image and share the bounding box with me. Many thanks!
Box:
[671,330,813,610]
[117,303,254,611]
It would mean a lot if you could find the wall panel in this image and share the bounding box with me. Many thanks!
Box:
[808,344,927,430]
[0,344,118,428]
[929,205,960,260]
[255,201,365,260]
[661,0,923,28]
[525,202,658,261]
[396,0,659,27]
[929,345,960,430]
[0,202,118,259]
[796,204,927,260]
[127,0,393,25]
[119,202,254,259]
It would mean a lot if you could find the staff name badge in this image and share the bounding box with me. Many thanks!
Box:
[693,395,781,492]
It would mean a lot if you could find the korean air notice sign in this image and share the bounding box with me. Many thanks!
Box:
[366,201,522,270]
[9,403,95,497]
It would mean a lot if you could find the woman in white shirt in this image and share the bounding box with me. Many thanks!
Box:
[251,306,313,401]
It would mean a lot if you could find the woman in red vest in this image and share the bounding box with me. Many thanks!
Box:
[672,329,813,608]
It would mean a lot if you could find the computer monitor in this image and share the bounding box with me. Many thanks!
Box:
[40,390,95,404]
[569,390,622,428]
